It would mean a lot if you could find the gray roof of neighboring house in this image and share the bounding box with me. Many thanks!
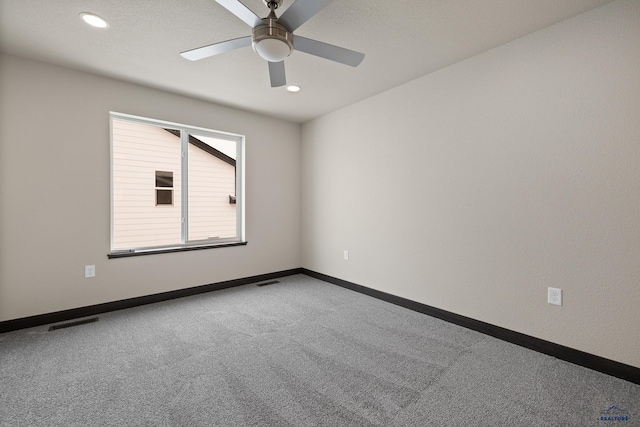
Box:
[163,129,236,167]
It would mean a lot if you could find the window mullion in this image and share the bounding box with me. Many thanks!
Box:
[180,130,189,244]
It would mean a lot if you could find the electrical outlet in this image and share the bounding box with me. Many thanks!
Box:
[548,287,562,306]
[85,265,96,278]
[343,250,349,261]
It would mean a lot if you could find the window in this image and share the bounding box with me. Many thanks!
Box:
[110,112,245,255]
[155,171,174,205]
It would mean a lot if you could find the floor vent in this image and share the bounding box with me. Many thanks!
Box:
[48,317,99,331]
[256,280,280,287]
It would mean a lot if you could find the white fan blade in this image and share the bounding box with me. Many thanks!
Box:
[278,0,334,32]
[293,36,364,67]
[215,0,264,28]
[268,61,286,87]
[180,36,252,61]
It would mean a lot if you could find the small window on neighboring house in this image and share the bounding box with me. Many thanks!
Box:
[155,171,173,205]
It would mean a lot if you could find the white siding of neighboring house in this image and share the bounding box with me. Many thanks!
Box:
[112,120,236,250]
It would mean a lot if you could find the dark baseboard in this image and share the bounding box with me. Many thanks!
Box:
[0,268,302,334]
[301,269,640,386]
[3,266,638,385]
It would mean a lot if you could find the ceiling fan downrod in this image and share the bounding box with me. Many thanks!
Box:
[264,0,282,11]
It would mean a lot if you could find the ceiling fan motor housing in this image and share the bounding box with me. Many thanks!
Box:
[252,14,293,62]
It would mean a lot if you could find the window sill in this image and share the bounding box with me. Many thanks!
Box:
[108,241,247,259]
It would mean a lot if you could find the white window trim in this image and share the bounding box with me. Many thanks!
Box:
[109,112,246,256]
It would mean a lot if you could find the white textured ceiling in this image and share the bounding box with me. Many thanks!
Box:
[0,0,614,123]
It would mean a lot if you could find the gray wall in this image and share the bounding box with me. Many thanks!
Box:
[301,0,640,368]
[0,54,301,322]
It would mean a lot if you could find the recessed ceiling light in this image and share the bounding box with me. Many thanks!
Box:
[287,85,301,93]
[80,13,109,29]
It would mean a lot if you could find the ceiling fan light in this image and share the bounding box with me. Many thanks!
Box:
[252,19,293,63]
[253,38,292,62]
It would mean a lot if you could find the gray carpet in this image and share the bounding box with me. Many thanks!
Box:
[1,274,638,426]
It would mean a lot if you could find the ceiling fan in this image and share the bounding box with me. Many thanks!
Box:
[180,0,365,87]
